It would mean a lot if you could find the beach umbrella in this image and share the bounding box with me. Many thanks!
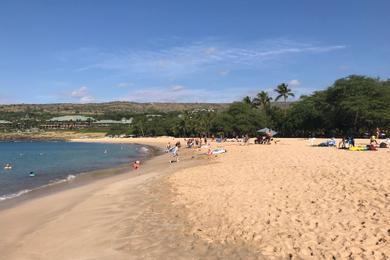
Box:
[257,128,270,133]
[257,128,278,136]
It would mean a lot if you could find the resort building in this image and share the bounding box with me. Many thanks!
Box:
[0,120,12,130]
[39,116,133,129]
[191,108,215,113]
[40,115,95,129]
[146,114,162,122]
[92,118,133,127]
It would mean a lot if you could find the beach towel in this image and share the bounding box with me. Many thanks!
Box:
[316,138,336,147]
[207,148,227,155]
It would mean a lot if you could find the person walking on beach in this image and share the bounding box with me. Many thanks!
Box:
[170,143,180,163]
[243,134,249,145]
[166,142,171,152]
[376,127,381,139]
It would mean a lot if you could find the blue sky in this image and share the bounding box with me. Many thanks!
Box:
[1,0,389,104]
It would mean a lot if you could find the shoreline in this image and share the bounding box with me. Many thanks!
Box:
[0,131,107,142]
[0,136,214,259]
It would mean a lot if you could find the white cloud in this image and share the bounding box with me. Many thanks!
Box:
[170,85,185,92]
[71,86,88,98]
[119,85,253,103]
[70,86,94,103]
[116,82,131,88]
[289,79,301,87]
[218,69,230,76]
[79,96,95,103]
[66,39,346,77]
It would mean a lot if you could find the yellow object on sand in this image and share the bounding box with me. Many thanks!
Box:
[349,146,367,151]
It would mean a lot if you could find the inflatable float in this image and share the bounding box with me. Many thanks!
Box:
[349,146,377,151]
[349,146,367,151]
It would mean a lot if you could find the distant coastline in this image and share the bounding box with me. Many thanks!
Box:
[0,131,106,141]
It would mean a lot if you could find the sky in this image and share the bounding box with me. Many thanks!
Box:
[0,0,390,104]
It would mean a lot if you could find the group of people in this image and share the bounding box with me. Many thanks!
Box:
[319,127,389,150]
[255,131,273,144]
[370,128,389,148]
[338,136,355,149]
[184,137,208,148]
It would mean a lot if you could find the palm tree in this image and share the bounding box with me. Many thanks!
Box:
[274,83,295,110]
[181,111,192,137]
[242,96,253,106]
[253,91,273,111]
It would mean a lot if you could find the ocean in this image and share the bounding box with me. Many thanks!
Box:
[0,141,152,201]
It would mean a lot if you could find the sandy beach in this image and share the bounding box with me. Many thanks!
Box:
[0,137,389,259]
[169,138,390,258]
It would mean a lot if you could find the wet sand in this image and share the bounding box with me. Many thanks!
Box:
[0,137,256,259]
[1,137,389,259]
[0,139,200,259]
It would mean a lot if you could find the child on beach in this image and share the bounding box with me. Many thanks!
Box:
[132,160,140,170]
[166,142,171,152]
[170,143,180,163]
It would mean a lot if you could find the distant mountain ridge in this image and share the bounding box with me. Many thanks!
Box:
[0,101,230,115]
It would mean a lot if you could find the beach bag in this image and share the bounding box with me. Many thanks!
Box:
[379,142,388,148]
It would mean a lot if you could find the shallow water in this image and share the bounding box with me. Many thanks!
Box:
[0,141,150,199]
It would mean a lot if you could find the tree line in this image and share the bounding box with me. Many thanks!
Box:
[122,75,390,138]
[1,75,389,138]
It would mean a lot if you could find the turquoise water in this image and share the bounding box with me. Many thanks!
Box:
[0,141,151,200]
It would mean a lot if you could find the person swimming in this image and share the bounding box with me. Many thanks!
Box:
[29,171,36,177]
[4,163,12,170]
